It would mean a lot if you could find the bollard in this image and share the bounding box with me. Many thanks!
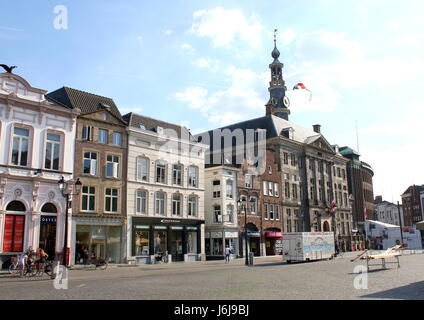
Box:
[249,252,254,266]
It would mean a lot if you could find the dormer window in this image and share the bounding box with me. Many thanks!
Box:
[281,127,294,139]
[156,126,163,135]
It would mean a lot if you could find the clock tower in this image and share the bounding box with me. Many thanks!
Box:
[265,30,290,120]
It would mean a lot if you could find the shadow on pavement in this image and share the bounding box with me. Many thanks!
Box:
[361,281,424,300]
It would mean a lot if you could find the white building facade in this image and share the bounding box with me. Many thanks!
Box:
[124,113,208,263]
[204,166,239,259]
[0,72,78,266]
[376,201,404,226]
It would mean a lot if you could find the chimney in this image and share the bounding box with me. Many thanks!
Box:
[313,124,321,133]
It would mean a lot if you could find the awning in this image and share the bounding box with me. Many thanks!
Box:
[415,221,424,231]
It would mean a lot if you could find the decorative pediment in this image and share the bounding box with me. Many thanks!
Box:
[307,135,335,153]
[83,109,125,125]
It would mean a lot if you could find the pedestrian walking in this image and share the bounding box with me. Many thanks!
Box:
[225,246,231,264]
[18,252,28,277]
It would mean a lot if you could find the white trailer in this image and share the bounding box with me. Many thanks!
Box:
[282,232,335,262]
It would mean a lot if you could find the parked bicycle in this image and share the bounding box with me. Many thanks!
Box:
[152,251,168,264]
[9,256,52,277]
[84,254,108,270]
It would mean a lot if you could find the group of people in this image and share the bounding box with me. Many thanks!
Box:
[17,246,49,277]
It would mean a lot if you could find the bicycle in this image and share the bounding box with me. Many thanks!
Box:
[84,255,108,270]
[152,252,168,264]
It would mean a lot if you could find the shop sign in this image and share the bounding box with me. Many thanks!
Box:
[41,216,57,224]
[160,219,181,224]
[247,232,260,237]
[211,232,222,238]
[224,231,238,238]
[265,232,282,238]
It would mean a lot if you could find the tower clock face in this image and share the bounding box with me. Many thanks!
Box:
[283,96,290,108]
[270,97,277,106]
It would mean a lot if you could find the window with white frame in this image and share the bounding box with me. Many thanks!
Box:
[106,155,120,178]
[173,164,183,185]
[250,197,258,214]
[136,157,149,181]
[111,132,122,146]
[188,166,198,188]
[11,127,29,166]
[268,182,274,196]
[276,206,280,220]
[155,192,166,215]
[81,186,96,212]
[188,196,197,217]
[214,205,222,223]
[227,204,234,223]
[245,174,253,188]
[274,183,279,197]
[265,203,269,219]
[269,204,274,220]
[226,179,233,199]
[263,181,268,196]
[44,132,61,170]
[136,190,147,214]
[81,125,93,141]
[155,161,166,184]
[98,129,108,144]
[172,193,182,216]
[105,188,119,213]
[83,152,97,176]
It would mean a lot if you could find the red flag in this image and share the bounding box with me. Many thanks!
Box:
[293,82,312,101]
[329,199,336,216]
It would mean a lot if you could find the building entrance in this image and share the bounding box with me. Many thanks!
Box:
[39,216,57,259]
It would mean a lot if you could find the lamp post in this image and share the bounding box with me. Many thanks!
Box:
[397,201,404,248]
[58,176,82,266]
[237,196,256,266]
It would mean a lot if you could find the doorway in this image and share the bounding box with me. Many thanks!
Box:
[39,216,57,260]
[170,230,183,261]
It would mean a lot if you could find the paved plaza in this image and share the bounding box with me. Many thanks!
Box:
[1,252,424,300]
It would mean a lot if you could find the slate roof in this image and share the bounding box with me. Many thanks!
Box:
[46,86,124,122]
[123,112,197,142]
[195,114,325,151]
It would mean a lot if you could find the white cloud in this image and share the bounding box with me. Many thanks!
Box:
[188,7,264,49]
[180,43,195,54]
[164,29,173,35]
[192,57,220,72]
[279,28,296,46]
[173,67,268,126]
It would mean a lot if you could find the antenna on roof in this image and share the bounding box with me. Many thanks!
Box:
[355,120,360,153]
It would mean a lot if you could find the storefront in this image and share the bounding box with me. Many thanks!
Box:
[72,217,124,265]
[264,230,283,255]
[205,229,238,260]
[131,217,203,263]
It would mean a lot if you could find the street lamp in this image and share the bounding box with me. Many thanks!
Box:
[58,176,82,266]
[237,196,256,266]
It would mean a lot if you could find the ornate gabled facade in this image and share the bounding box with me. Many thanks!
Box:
[46,87,128,265]
[0,72,79,267]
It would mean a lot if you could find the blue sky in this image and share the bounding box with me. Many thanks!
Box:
[1,0,423,202]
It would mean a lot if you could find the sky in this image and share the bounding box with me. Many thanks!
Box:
[1,0,423,203]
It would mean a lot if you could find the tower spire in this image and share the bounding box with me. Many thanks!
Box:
[265,29,290,120]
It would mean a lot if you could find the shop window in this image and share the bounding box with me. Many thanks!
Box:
[186,231,197,254]
[212,238,223,255]
[134,230,149,255]
[154,231,167,254]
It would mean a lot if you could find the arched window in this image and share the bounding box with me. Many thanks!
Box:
[41,203,57,213]
[6,201,26,212]
[136,157,149,181]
